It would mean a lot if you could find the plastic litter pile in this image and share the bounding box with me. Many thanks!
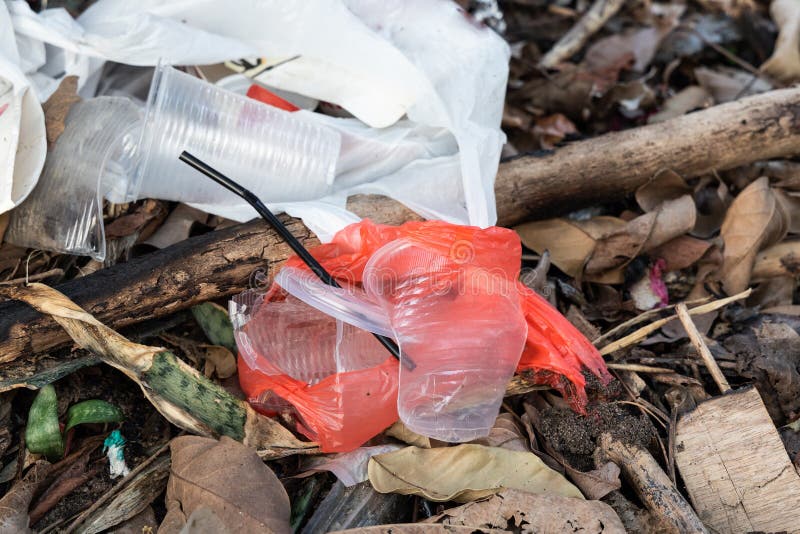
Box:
[232,219,610,452]
[1,1,610,452]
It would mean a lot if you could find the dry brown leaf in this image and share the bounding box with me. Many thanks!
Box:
[469,413,529,452]
[564,462,622,500]
[577,217,629,239]
[647,86,713,124]
[775,189,800,234]
[752,240,800,280]
[584,4,685,74]
[425,489,625,533]
[42,76,81,148]
[385,421,432,449]
[650,236,712,271]
[515,217,625,278]
[160,435,291,534]
[695,66,773,103]
[104,200,168,240]
[533,113,577,149]
[514,65,600,120]
[748,276,795,308]
[515,219,597,278]
[30,452,101,525]
[587,195,696,274]
[162,506,228,534]
[502,106,532,130]
[720,177,790,294]
[635,170,692,212]
[518,198,694,282]
[334,526,500,534]
[202,345,237,379]
[692,176,731,238]
[761,0,800,82]
[368,445,582,503]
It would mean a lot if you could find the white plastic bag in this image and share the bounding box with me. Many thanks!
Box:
[6,0,509,244]
[0,1,45,216]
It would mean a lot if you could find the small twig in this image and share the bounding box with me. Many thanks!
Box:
[63,436,176,533]
[547,4,578,18]
[599,289,751,356]
[606,362,673,373]
[675,303,731,394]
[593,296,711,346]
[686,25,762,78]
[539,0,627,69]
[668,405,678,486]
[505,375,551,397]
[630,355,738,369]
[0,269,64,286]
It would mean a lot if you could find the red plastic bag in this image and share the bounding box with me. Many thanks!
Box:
[233,286,398,452]
[286,219,611,406]
[235,219,610,451]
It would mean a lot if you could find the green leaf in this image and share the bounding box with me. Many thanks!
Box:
[191,302,237,353]
[65,400,124,432]
[25,384,64,461]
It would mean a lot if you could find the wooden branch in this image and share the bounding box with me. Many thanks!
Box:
[496,87,800,226]
[596,433,708,534]
[2,89,800,364]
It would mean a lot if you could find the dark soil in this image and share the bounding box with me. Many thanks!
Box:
[538,403,655,470]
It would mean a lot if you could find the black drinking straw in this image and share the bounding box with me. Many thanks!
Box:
[179,151,412,369]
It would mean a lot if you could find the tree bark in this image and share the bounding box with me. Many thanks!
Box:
[2,88,800,363]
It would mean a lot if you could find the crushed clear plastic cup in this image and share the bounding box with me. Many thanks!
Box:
[7,65,342,260]
[230,287,399,452]
[6,97,142,259]
[362,239,528,442]
[275,266,393,339]
[126,64,341,205]
[271,229,529,443]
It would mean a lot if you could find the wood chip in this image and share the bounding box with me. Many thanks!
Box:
[675,387,800,533]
